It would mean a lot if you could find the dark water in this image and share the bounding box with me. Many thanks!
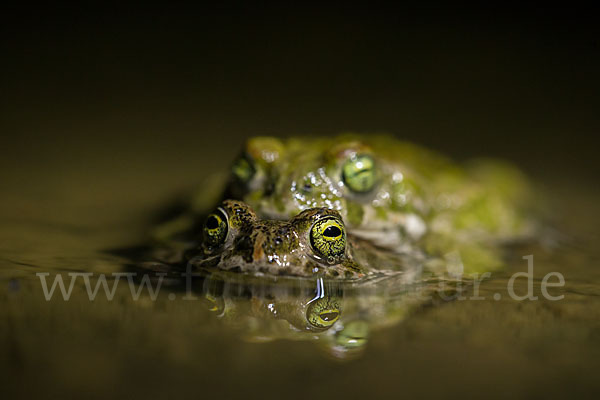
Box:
[2,8,599,399]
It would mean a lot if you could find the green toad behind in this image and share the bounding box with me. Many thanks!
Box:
[156,134,537,276]
[222,134,536,274]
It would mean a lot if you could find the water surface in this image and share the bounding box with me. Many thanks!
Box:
[1,143,598,399]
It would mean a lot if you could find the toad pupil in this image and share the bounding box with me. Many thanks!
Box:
[324,226,341,238]
[206,216,219,229]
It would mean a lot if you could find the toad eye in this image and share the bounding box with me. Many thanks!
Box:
[306,296,341,329]
[203,208,229,248]
[231,154,256,184]
[310,216,346,263]
[342,154,376,193]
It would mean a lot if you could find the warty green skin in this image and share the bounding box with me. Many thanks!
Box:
[225,134,536,274]
[153,134,536,276]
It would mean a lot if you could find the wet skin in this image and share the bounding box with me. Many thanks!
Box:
[224,134,537,273]
[187,199,429,280]
[154,134,537,275]
[188,200,368,279]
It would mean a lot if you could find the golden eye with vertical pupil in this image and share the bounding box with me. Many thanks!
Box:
[342,154,376,193]
[203,208,228,248]
[231,154,256,183]
[310,217,346,262]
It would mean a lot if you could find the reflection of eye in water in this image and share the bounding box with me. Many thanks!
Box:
[306,296,341,329]
[177,269,435,360]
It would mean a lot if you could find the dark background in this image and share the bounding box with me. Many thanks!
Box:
[2,6,599,183]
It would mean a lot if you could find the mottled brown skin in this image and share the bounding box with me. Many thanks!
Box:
[188,200,367,279]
